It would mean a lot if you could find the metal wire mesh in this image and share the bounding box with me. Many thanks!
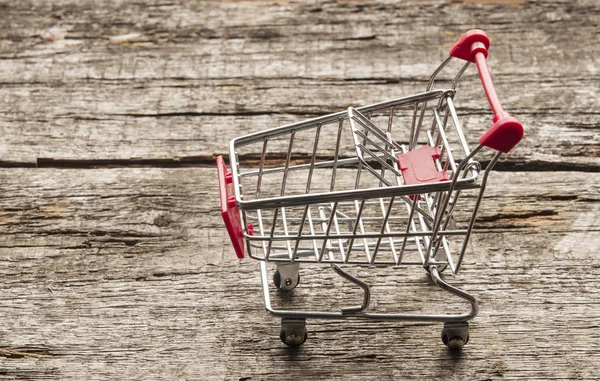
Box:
[231,87,483,273]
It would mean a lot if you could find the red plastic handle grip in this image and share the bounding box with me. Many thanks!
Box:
[216,156,245,259]
[449,30,524,153]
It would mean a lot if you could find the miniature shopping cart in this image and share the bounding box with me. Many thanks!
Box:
[217,30,523,349]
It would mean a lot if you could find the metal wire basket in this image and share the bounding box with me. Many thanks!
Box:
[217,29,524,349]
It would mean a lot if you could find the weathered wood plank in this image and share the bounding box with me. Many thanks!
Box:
[1,0,598,81]
[0,0,599,380]
[1,78,598,170]
[0,168,598,379]
[0,0,598,168]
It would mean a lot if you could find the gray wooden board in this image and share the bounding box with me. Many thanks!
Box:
[0,0,599,380]
[0,0,598,169]
[0,168,598,380]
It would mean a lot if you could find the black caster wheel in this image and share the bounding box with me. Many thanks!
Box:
[273,269,300,291]
[442,321,469,350]
[279,326,308,347]
[280,318,307,347]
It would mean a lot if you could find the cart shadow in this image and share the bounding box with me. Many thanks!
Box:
[276,323,468,363]
[274,342,469,379]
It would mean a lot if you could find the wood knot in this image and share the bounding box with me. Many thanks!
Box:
[153,214,172,227]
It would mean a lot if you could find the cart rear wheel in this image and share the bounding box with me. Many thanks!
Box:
[273,270,300,291]
[280,318,307,347]
[441,321,469,350]
[280,326,308,347]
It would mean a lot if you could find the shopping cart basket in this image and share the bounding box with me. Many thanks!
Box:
[217,30,523,349]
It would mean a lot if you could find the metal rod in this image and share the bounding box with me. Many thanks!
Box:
[344,199,366,263]
[259,261,478,322]
[247,228,471,242]
[398,194,419,265]
[330,119,344,192]
[291,205,310,261]
[280,131,295,196]
[331,264,371,314]
[234,90,446,147]
[306,206,320,261]
[387,106,395,134]
[264,208,279,261]
[371,197,395,264]
[424,145,482,267]
[305,125,322,194]
[433,108,457,173]
[318,204,339,262]
[455,150,502,272]
[256,138,268,198]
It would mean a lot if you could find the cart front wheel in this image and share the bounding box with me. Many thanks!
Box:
[273,267,300,291]
[441,321,469,350]
[280,318,308,347]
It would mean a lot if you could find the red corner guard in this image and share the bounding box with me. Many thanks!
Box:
[478,116,524,153]
[449,29,524,153]
[449,29,490,63]
[397,146,448,187]
[216,156,245,259]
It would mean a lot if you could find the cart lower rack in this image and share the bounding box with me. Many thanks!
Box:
[217,30,523,349]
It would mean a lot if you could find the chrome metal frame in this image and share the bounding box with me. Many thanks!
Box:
[227,56,504,324]
[259,261,478,323]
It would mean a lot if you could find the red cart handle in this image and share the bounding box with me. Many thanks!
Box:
[449,30,524,153]
[216,156,245,259]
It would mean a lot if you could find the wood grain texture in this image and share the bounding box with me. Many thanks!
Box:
[0,169,599,380]
[0,0,599,380]
[0,0,598,169]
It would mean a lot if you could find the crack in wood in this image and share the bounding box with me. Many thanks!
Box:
[0,156,591,172]
[477,209,558,223]
[0,347,56,359]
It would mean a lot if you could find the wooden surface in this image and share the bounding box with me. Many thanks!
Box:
[0,0,598,380]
